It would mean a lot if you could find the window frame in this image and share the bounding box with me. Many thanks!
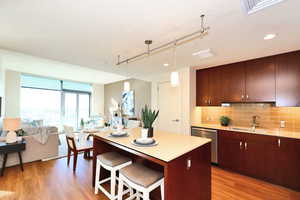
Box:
[20,75,92,129]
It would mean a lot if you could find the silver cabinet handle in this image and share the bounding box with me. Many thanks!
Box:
[245,142,248,150]
[240,141,243,149]
[187,158,192,170]
[246,95,249,99]
[172,119,180,122]
[278,139,281,148]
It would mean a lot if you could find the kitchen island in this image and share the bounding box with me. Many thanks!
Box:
[92,128,211,200]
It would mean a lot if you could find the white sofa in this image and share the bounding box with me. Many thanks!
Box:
[0,126,59,168]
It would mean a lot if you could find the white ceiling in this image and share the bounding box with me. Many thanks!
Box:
[0,0,299,81]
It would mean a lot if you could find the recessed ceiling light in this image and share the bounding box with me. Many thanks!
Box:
[163,63,169,67]
[264,34,276,40]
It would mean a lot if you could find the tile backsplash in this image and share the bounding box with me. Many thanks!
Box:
[201,104,300,132]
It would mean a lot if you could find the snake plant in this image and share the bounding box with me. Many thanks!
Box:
[141,105,159,129]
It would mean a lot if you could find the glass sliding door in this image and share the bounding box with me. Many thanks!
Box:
[78,93,90,125]
[63,92,78,128]
[62,92,90,129]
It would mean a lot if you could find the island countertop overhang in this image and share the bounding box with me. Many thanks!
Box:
[92,128,211,162]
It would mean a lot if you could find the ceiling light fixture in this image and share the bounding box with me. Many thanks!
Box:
[123,81,130,92]
[170,44,179,87]
[163,63,169,67]
[116,14,210,65]
[170,72,179,87]
[264,34,276,40]
[192,48,214,59]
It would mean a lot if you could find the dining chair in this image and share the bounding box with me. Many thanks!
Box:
[64,125,93,172]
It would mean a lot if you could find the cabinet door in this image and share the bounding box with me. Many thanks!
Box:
[277,137,300,190]
[196,69,210,106]
[218,130,243,172]
[262,136,281,184]
[245,57,276,102]
[221,63,246,102]
[276,51,300,107]
[208,67,223,106]
[242,134,270,179]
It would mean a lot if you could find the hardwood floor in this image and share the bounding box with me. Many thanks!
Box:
[0,156,299,200]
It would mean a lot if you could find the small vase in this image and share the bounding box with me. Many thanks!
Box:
[141,128,148,138]
[147,127,154,138]
[221,122,229,127]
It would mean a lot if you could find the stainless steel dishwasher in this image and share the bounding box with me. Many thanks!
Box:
[191,127,218,164]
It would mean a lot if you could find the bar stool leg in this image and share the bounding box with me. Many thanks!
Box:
[129,187,133,196]
[117,178,124,200]
[110,170,116,199]
[95,162,101,194]
[161,181,164,200]
[143,192,150,200]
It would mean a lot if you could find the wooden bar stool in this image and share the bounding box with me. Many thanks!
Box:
[117,163,164,200]
[95,152,132,200]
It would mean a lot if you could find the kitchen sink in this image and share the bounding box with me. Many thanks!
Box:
[230,127,254,131]
[229,127,266,134]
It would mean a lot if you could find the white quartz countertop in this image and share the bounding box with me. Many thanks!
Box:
[192,123,300,140]
[93,127,211,162]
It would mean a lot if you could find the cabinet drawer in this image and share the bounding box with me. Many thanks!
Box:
[218,130,242,140]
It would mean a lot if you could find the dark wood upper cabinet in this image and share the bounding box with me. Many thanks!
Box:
[221,62,246,103]
[196,50,300,106]
[196,69,210,106]
[276,51,300,107]
[196,67,223,106]
[208,67,223,106]
[245,57,276,102]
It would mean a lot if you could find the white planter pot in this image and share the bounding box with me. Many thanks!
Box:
[141,128,148,138]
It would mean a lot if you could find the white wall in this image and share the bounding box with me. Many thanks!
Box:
[91,84,105,116]
[104,79,151,119]
[4,70,20,118]
[0,58,4,117]
[151,67,192,135]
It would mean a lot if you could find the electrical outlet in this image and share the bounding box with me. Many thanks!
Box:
[280,121,285,128]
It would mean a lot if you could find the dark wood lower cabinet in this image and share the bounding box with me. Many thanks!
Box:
[218,130,300,191]
[241,134,266,179]
[218,131,243,172]
[277,137,300,190]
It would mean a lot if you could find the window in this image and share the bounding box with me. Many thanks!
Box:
[21,88,61,127]
[20,75,91,130]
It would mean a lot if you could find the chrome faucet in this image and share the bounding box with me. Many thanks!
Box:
[251,115,260,131]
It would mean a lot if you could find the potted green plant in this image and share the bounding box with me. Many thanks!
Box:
[141,105,159,138]
[220,116,230,126]
[80,118,85,129]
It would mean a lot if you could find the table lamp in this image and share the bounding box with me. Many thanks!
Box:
[3,118,21,143]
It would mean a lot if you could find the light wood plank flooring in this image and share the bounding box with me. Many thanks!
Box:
[0,156,299,200]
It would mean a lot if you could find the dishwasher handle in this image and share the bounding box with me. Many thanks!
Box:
[191,127,217,133]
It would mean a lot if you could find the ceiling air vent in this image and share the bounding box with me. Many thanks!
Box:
[241,0,285,14]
